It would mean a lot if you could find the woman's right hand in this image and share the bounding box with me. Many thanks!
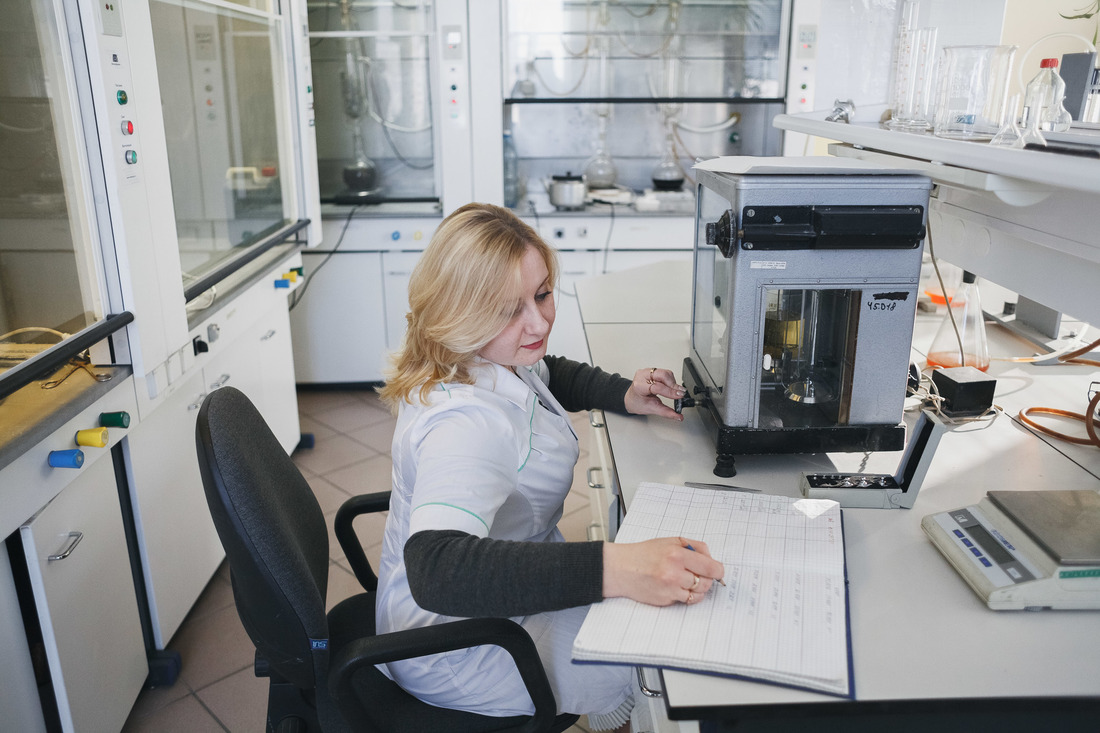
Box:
[602,536,725,606]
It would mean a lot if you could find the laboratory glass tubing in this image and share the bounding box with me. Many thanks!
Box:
[501,0,789,193]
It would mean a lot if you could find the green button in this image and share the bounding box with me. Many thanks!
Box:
[117,89,128,105]
[1059,568,1100,579]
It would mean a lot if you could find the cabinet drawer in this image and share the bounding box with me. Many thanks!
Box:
[19,457,147,733]
[587,409,622,540]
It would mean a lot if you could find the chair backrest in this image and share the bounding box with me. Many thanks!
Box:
[195,386,330,690]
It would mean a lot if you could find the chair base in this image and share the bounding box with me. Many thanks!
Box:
[267,676,321,733]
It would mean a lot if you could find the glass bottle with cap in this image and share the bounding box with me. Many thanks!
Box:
[926,270,990,372]
[1020,58,1072,135]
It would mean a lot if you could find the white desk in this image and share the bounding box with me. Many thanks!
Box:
[576,260,1100,731]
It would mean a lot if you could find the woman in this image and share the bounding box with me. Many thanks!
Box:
[376,203,724,731]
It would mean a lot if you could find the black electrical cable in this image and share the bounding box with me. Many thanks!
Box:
[289,204,360,311]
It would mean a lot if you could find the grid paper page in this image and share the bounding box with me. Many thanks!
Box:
[573,482,850,696]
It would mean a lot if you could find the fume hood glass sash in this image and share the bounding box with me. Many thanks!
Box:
[306,0,438,205]
[149,0,300,299]
[0,0,118,379]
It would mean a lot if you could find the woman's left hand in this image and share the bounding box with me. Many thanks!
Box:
[623,367,686,421]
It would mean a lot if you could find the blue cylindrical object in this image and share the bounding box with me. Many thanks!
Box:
[48,449,85,469]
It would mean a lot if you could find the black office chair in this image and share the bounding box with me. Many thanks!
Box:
[195,386,579,733]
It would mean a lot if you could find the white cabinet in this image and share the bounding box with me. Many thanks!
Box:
[0,371,140,733]
[19,456,148,733]
[602,249,692,272]
[252,307,301,453]
[288,214,694,384]
[126,368,223,648]
[381,251,422,353]
[290,250,388,383]
[128,290,301,647]
[553,250,599,364]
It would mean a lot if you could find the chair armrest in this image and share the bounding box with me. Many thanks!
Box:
[329,617,559,733]
[334,491,390,591]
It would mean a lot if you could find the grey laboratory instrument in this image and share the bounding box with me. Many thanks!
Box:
[799,409,948,508]
[681,158,932,477]
[922,489,1100,610]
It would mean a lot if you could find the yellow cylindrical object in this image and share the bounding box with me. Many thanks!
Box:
[75,427,109,448]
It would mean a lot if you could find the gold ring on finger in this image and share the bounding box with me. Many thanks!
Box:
[690,574,700,590]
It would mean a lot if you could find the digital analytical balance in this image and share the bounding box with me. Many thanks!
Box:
[922,490,1100,610]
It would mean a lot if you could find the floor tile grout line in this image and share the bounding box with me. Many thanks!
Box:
[191,690,233,733]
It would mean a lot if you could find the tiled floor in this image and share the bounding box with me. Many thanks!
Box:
[122,387,598,733]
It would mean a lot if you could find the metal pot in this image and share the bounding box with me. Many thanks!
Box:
[547,173,586,210]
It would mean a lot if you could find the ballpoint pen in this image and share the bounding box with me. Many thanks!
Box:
[684,544,726,586]
[684,481,761,493]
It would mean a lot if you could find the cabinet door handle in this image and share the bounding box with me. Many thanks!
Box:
[586,467,605,490]
[259,329,276,341]
[210,374,231,389]
[48,532,84,562]
[588,410,605,428]
[187,393,208,411]
[637,666,663,698]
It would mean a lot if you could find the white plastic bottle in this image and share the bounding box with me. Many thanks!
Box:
[1020,58,1072,134]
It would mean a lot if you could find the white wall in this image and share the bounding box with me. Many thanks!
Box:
[1001,0,1098,98]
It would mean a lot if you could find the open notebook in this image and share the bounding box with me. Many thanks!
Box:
[573,482,853,698]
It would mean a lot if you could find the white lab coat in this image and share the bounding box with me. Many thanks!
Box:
[376,358,632,719]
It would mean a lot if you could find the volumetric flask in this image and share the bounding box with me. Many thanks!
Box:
[933,45,1017,141]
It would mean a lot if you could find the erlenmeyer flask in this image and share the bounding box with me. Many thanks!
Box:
[989,95,1025,148]
[926,271,990,372]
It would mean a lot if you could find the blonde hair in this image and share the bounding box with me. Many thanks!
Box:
[378,203,558,409]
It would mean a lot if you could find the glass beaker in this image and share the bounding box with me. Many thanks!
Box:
[933,45,1017,141]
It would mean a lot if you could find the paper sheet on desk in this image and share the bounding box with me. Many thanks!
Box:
[572,482,853,698]
[694,155,918,177]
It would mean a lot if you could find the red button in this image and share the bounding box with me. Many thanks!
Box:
[121,120,134,135]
